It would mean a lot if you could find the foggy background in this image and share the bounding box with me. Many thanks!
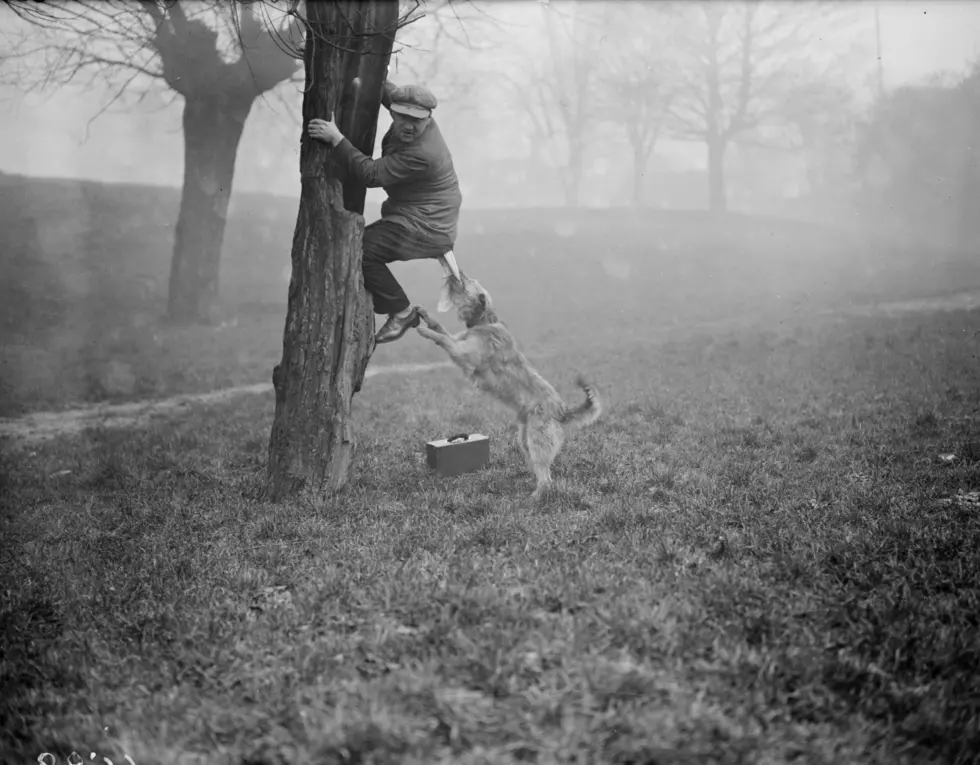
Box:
[2,0,979,239]
[3,0,980,416]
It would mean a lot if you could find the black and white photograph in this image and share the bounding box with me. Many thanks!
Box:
[1,0,978,762]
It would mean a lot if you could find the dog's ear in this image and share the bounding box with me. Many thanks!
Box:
[437,279,454,313]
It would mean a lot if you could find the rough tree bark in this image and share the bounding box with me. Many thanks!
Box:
[263,0,398,504]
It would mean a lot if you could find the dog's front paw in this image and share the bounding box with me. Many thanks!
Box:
[417,309,446,334]
[416,306,432,325]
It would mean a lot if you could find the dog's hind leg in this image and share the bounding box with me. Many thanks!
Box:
[526,416,564,499]
[516,418,530,465]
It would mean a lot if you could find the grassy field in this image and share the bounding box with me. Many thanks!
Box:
[2,303,980,763]
[2,174,980,763]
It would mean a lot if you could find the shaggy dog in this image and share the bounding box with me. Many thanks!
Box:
[415,272,602,499]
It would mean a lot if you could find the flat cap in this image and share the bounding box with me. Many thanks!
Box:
[389,84,438,119]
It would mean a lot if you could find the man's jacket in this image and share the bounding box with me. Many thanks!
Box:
[334,83,462,249]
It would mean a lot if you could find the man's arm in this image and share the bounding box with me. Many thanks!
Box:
[334,138,428,188]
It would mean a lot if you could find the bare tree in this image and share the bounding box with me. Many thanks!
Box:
[392,0,500,113]
[855,70,975,241]
[3,0,304,324]
[598,4,680,208]
[664,0,868,213]
[780,77,859,199]
[503,0,611,207]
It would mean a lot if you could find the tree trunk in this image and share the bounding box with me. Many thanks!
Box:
[564,133,584,207]
[703,8,727,216]
[167,92,254,323]
[264,0,397,504]
[632,144,647,208]
[707,137,728,213]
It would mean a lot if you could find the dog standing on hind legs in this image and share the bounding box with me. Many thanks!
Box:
[414,271,603,499]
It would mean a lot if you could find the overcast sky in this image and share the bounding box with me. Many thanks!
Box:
[1,0,978,202]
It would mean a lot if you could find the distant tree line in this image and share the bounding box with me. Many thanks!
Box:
[855,64,980,247]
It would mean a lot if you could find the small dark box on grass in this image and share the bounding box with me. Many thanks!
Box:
[425,433,490,477]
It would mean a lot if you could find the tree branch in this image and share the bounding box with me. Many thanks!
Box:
[722,3,756,141]
[136,0,163,26]
[82,64,144,142]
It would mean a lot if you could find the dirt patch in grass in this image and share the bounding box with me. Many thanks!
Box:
[0,361,453,448]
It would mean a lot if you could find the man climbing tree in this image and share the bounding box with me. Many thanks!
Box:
[308,79,463,345]
[263,0,404,503]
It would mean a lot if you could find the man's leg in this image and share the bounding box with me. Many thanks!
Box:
[362,220,412,316]
[362,220,451,343]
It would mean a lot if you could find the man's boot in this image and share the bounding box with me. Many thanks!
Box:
[375,306,421,344]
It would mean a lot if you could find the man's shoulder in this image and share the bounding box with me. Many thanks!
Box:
[423,119,448,145]
[417,120,453,160]
[383,124,450,166]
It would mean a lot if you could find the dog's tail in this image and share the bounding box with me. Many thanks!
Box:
[560,375,603,430]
